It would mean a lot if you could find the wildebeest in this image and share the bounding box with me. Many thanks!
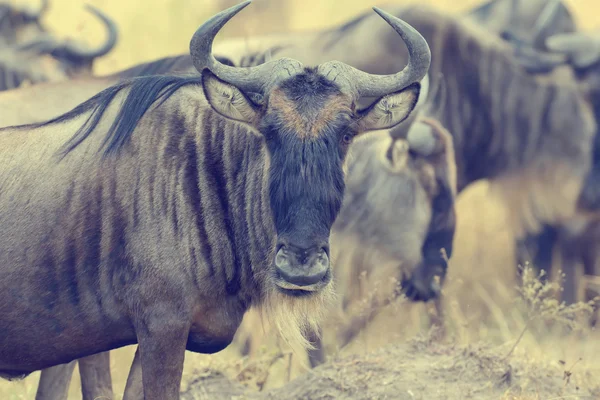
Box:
[501,25,600,304]
[0,4,118,91]
[387,4,593,241]
[0,3,430,400]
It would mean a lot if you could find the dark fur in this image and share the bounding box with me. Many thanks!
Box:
[264,71,350,241]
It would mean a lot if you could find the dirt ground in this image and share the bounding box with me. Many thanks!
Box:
[180,332,600,400]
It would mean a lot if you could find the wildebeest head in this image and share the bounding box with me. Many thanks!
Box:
[333,116,456,307]
[467,0,575,46]
[190,1,430,295]
[13,4,118,77]
[479,0,576,73]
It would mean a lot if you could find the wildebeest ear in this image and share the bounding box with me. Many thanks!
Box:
[201,69,259,125]
[357,83,420,132]
[387,139,410,171]
[407,120,444,156]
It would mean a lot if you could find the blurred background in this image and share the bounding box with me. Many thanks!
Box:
[9,0,598,76]
[2,0,600,398]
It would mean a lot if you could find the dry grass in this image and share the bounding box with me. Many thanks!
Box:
[2,0,600,399]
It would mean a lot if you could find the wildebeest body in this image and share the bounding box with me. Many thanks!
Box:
[0,85,263,373]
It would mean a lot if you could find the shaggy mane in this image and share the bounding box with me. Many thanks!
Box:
[33,74,204,157]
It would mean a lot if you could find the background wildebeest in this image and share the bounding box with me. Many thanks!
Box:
[466,0,576,47]
[0,2,431,399]
[0,4,118,91]
[385,4,595,304]
[481,3,600,306]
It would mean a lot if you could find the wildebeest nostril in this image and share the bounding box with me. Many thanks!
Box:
[275,247,329,287]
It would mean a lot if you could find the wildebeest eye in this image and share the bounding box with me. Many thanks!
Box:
[342,133,353,145]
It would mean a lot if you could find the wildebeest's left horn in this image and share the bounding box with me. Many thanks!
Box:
[62,5,118,59]
[190,1,303,94]
[318,7,431,98]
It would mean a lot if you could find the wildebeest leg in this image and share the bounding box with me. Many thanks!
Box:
[306,327,325,368]
[35,361,76,400]
[123,347,143,400]
[580,241,600,327]
[559,239,584,305]
[515,224,558,280]
[134,308,189,400]
[78,352,113,400]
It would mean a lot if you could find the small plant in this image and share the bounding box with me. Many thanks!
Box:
[504,262,599,360]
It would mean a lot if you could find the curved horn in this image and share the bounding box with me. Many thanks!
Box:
[190,1,301,94]
[59,4,118,59]
[530,0,562,44]
[546,33,600,69]
[318,7,431,98]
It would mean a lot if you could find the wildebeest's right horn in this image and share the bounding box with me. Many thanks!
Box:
[530,0,562,44]
[318,8,431,98]
[63,5,118,59]
[190,1,303,94]
[15,5,118,60]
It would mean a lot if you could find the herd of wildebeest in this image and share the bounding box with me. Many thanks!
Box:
[1,0,600,398]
